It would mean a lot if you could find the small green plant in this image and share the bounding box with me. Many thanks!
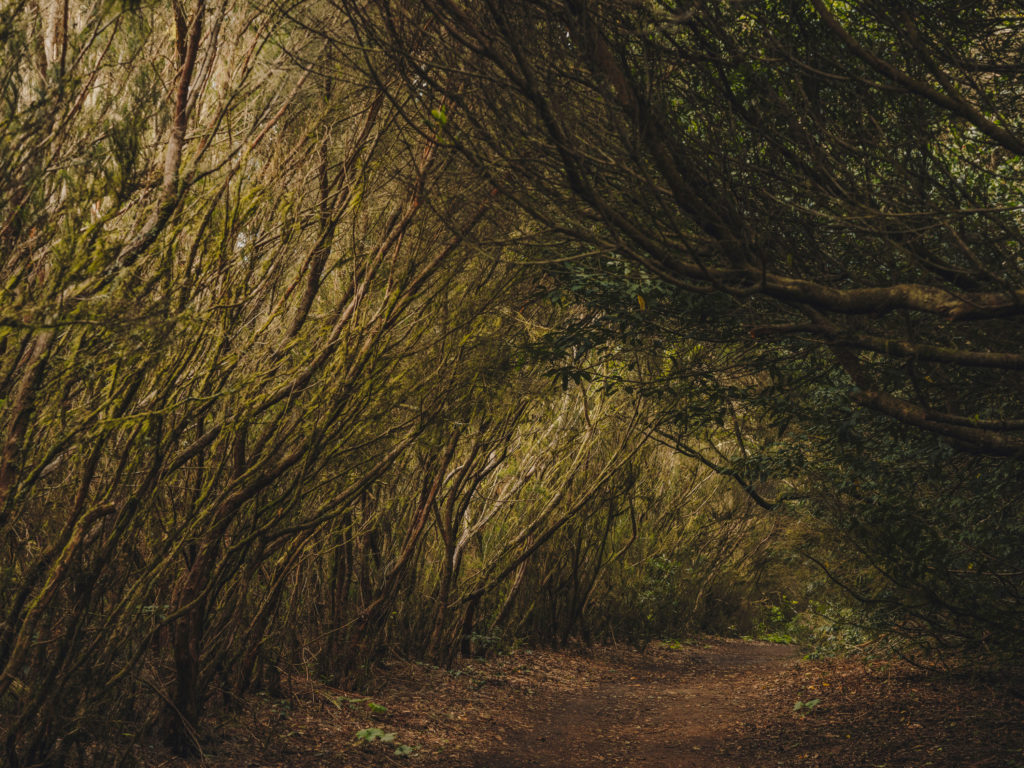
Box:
[354,728,414,757]
[367,701,388,716]
[355,727,395,744]
[793,698,820,715]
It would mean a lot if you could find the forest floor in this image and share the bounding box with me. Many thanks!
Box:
[140,639,1024,768]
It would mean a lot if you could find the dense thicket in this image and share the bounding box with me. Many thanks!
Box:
[4,1,1023,765]
[0,3,781,765]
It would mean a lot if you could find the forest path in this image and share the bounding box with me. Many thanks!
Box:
[445,640,799,768]
[144,638,1024,767]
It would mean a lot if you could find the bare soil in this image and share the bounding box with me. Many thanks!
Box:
[139,640,1024,768]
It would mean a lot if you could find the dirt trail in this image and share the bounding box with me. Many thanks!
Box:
[141,639,1024,767]
[451,641,798,768]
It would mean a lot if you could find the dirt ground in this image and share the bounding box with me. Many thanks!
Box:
[139,639,1024,768]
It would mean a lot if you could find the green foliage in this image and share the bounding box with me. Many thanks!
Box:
[430,106,448,125]
[751,602,804,645]
[355,727,415,757]
[355,727,396,744]
[793,698,820,715]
